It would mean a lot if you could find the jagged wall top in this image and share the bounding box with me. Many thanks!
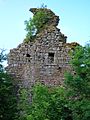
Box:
[6,7,79,87]
[29,8,59,26]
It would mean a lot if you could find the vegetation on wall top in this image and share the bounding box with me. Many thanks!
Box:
[24,5,52,43]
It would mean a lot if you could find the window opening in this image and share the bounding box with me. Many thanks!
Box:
[26,54,30,57]
[48,53,54,63]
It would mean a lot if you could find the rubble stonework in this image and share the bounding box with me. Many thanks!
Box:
[6,8,78,88]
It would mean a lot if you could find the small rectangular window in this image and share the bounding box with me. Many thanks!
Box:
[48,53,54,63]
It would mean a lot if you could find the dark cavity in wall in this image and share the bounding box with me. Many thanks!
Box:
[26,54,31,57]
[48,53,54,63]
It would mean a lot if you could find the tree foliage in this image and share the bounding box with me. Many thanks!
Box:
[24,5,51,43]
[26,83,72,120]
[0,49,6,72]
[64,45,90,120]
[0,50,18,120]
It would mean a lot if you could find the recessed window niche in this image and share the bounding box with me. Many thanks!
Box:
[48,53,54,64]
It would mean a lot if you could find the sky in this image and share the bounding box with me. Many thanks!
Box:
[0,0,90,53]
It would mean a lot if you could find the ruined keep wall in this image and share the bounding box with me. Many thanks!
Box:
[6,8,78,88]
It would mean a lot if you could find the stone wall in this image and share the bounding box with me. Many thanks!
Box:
[6,8,78,88]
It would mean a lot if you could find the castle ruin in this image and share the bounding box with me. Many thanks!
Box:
[6,8,78,88]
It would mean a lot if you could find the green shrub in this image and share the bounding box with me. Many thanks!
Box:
[24,5,51,43]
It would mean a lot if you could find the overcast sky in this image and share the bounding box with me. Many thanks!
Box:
[0,0,90,53]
